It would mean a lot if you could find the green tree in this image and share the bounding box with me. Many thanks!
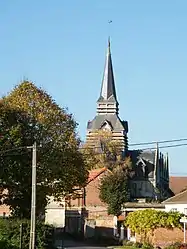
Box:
[0,81,88,218]
[99,157,132,216]
[82,130,133,216]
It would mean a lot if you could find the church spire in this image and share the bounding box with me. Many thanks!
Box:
[86,38,128,151]
[97,38,119,115]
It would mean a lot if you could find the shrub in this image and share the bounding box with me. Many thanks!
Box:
[124,240,134,246]
[0,238,18,249]
[0,218,54,249]
[142,242,154,249]
[122,239,133,246]
[125,209,182,243]
[134,242,143,248]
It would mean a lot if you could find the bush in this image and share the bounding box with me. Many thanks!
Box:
[0,238,18,249]
[125,209,182,243]
[142,242,154,249]
[134,242,143,248]
[0,218,54,249]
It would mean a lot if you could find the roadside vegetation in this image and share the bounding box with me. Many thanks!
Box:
[0,218,54,249]
[0,80,90,248]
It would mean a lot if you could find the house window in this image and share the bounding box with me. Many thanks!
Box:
[132,183,137,197]
[171,208,177,212]
[184,208,187,215]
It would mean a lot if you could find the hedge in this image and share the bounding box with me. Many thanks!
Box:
[0,218,54,249]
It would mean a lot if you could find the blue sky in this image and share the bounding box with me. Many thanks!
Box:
[0,1,187,175]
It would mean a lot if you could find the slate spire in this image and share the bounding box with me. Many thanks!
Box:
[97,38,119,115]
[99,37,117,102]
[87,38,128,151]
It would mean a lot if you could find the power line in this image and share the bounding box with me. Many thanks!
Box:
[0,143,37,248]
[0,139,187,156]
[1,137,187,157]
[78,142,187,157]
[129,138,187,146]
[138,142,187,151]
[0,152,29,157]
[80,137,187,150]
[0,137,187,154]
[0,145,33,154]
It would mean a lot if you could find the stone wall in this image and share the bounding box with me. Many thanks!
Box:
[153,228,184,247]
[85,210,114,238]
[136,227,184,247]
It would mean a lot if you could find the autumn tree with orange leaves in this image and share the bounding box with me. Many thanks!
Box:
[0,81,88,218]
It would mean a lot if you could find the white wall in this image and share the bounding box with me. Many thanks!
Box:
[45,197,65,228]
[165,203,187,214]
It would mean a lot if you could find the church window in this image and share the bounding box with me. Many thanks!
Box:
[132,183,137,196]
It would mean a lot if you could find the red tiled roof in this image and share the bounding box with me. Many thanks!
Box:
[87,167,107,184]
[85,167,109,207]
[169,176,187,195]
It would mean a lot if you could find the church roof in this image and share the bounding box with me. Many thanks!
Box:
[97,38,118,103]
[128,149,158,180]
[87,114,127,131]
[129,149,156,165]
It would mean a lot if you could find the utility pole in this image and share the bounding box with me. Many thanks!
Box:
[19,223,23,249]
[29,142,37,249]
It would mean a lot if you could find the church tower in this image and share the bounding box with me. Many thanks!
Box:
[86,39,128,151]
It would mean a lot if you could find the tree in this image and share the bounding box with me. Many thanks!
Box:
[125,209,182,242]
[82,130,133,216]
[99,157,132,216]
[0,81,88,218]
[82,130,125,170]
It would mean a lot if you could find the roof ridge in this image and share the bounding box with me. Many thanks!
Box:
[162,188,187,203]
[87,167,107,185]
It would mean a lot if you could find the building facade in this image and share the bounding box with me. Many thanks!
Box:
[129,148,170,201]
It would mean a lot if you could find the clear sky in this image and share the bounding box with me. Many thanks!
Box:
[0,1,187,175]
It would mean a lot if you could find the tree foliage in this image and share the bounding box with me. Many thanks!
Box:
[82,130,133,216]
[125,209,182,242]
[82,130,126,170]
[99,157,132,216]
[0,81,88,218]
[0,218,54,249]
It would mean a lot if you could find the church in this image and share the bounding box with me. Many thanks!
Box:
[86,38,128,151]
[85,38,170,203]
[45,39,172,237]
